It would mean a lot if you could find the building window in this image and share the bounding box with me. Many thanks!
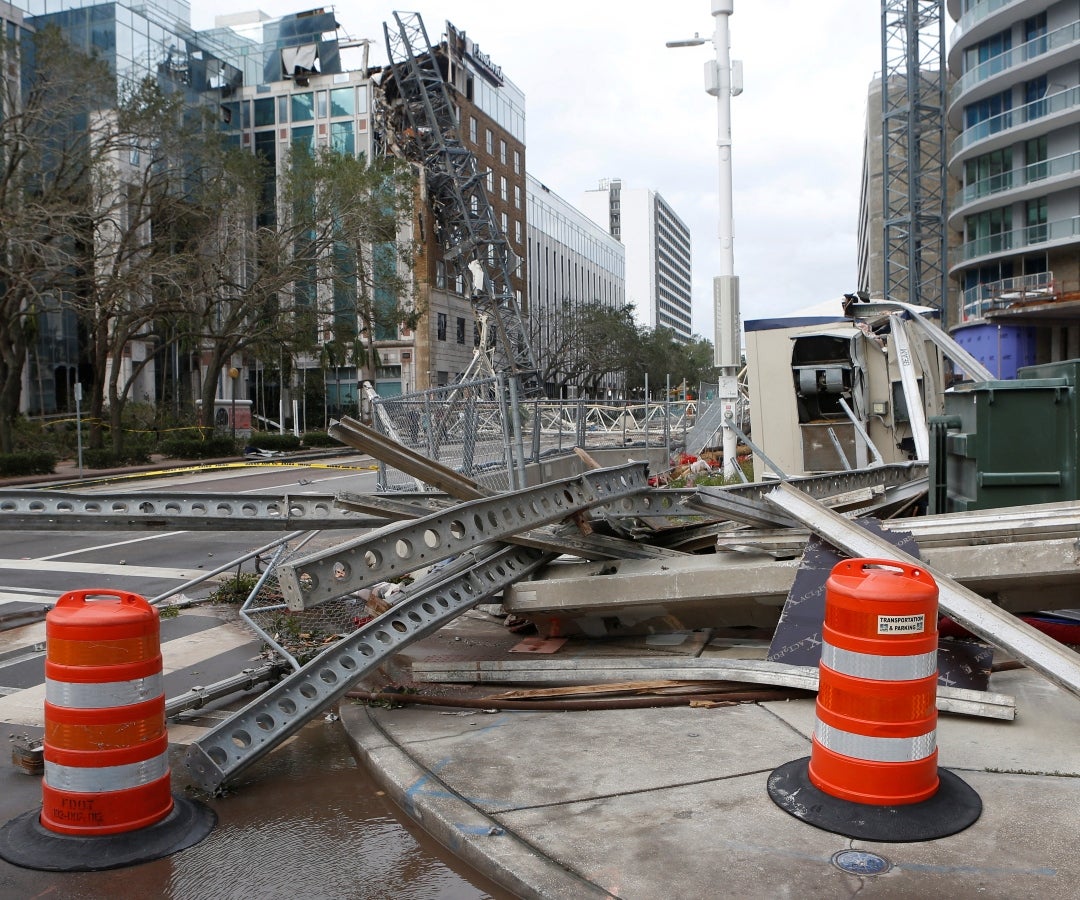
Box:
[436,260,447,289]
[437,312,447,341]
[1025,136,1047,181]
[514,184,521,209]
[485,129,493,155]
[515,219,522,244]
[277,95,288,123]
[501,212,508,233]
[456,316,465,344]
[291,92,315,122]
[330,121,354,155]
[513,149,521,174]
[316,90,327,118]
[499,139,506,164]
[1025,197,1047,244]
[500,176,507,202]
[292,125,314,154]
[437,370,449,387]
[330,87,355,117]
[254,97,275,127]
[1024,75,1048,120]
[469,116,477,143]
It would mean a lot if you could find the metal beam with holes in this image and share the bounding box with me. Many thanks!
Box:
[333,491,688,564]
[0,491,385,531]
[183,543,551,793]
[276,461,651,610]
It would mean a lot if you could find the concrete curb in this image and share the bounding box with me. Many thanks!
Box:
[338,702,613,900]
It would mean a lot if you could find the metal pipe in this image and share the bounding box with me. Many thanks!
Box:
[147,531,310,606]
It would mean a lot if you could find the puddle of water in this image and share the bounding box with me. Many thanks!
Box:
[0,720,512,899]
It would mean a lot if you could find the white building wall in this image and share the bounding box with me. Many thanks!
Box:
[581,179,692,340]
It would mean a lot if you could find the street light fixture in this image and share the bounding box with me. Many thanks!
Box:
[668,0,742,481]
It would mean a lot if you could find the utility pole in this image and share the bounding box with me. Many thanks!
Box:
[668,1,742,479]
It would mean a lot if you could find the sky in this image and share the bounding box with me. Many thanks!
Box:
[189,1,884,338]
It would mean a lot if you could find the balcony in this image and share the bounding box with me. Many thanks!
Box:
[948,20,1080,120]
[953,150,1080,222]
[950,85,1080,168]
[949,0,1049,69]
[960,270,1055,323]
[954,214,1080,269]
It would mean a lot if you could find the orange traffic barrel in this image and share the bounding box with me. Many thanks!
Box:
[41,588,172,835]
[0,590,215,871]
[767,559,981,842]
[809,558,940,805]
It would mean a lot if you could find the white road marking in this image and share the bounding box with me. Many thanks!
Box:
[39,531,181,561]
[0,616,258,744]
[0,558,206,580]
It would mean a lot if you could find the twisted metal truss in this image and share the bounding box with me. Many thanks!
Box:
[382,12,541,394]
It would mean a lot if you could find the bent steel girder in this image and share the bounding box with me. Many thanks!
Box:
[276,460,651,610]
[183,542,551,793]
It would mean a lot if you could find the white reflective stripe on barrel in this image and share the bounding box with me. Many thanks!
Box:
[45,673,164,709]
[814,720,937,763]
[821,641,937,681]
[43,750,170,793]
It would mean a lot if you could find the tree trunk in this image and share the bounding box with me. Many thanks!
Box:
[0,342,27,455]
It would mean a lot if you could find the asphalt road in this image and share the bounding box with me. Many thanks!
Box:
[0,456,506,898]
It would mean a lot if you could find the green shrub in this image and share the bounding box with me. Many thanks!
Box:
[0,451,57,477]
[81,445,151,469]
[247,432,301,451]
[160,435,238,459]
[300,430,337,447]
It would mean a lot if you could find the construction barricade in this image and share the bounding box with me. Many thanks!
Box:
[0,589,215,871]
[767,559,981,841]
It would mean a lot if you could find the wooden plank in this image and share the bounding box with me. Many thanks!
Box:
[411,656,1014,719]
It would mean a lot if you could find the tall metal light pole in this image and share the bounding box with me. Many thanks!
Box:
[668,0,742,480]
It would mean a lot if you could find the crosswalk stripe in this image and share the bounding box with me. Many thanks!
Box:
[0,617,258,743]
[0,558,206,580]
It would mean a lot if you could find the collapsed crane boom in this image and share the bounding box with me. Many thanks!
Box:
[381,11,540,395]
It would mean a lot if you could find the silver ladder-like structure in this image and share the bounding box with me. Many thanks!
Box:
[182,461,651,792]
[381,11,540,395]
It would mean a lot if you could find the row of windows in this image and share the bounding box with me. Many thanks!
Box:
[226,85,366,130]
[435,312,479,346]
[467,115,521,174]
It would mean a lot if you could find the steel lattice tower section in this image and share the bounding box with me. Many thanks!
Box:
[382,12,541,395]
[880,0,948,323]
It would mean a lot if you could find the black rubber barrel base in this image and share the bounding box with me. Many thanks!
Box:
[767,756,981,842]
[0,794,216,872]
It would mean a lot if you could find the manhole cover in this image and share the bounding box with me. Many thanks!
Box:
[832,849,890,875]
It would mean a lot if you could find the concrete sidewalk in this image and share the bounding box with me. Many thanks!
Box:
[340,613,1080,899]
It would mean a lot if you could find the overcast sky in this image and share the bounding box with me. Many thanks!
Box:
[190,1,884,337]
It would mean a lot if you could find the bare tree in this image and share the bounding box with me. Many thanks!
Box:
[0,27,116,452]
[71,78,222,452]
[177,142,417,432]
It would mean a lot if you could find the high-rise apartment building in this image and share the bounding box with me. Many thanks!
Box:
[581,179,693,343]
[946,0,1080,371]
